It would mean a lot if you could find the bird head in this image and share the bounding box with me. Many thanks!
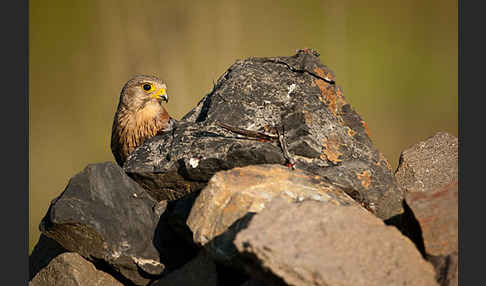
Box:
[118,75,168,111]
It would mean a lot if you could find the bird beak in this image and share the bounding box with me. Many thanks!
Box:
[151,88,168,103]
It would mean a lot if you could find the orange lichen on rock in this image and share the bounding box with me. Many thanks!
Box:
[303,110,312,125]
[313,66,336,82]
[313,70,346,119]
[320,135,343,164]
[313,78,337,116]
[357,170,372,189]
[346,127,357,137]
[361,120,371,137]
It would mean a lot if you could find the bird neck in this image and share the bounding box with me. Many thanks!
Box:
[115,102,170,160]
[134,101,167,127]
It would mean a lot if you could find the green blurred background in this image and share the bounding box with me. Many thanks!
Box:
[30,0,458,252]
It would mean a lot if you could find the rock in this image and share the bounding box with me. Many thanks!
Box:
[239,279,267,286]
[393,133,458,285]
[29,234,67,281]
[443,251,458,286]
[39,162,166,286]
[155,207,200,273]
[235,197,438,286]
[427,251,458,286]
[395,132,458,193]
[214,262,251,285]
[29,252,123,286]
[404,182,458,285]
[124,49,404,220]
[446,252,459,286]
[187,164,358,262]
[150,250,218,286]
[405,181,458,257]
[162,191,202,246]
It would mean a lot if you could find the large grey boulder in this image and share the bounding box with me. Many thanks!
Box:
[125,49,403,220]
[235,197,438,286]
[187,164,358,263]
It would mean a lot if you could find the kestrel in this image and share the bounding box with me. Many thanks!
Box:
[111,75,175,166]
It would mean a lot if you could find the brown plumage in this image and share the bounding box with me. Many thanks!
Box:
[111,75,174,166]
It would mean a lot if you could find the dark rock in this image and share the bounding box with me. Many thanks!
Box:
[162,191,202,246]
[29,234,68,281]
[239,279,267,286]
[215,262,250,285]
[155,206,200,273]
[29,252,123,286]
[124,49,404,220]
[405,182,458,286]
[39,162,166,286]
[395,132,458,193]
[234,197,438,286]
[187,164,359,263]
[150,250,218,286]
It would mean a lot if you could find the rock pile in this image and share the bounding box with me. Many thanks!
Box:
[29,50,458,286]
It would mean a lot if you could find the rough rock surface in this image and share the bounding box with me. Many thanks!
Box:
[150,251,218,286]
[39,162,165,286]
[29,252,123,286]
[403,181,458,286]
[445,252,459,286]
[446,252,459,286]
[395,132,458,193]
[187,164,359,262]
[405,181,458,257]
[235,197,438,286]
[124,49,403,220]
[393,132,458,285]
[427,251,458,286]
[29,234,67,281]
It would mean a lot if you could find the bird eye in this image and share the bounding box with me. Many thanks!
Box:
[142,83,153,92]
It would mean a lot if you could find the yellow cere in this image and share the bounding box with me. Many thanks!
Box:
[150,88,167,99]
